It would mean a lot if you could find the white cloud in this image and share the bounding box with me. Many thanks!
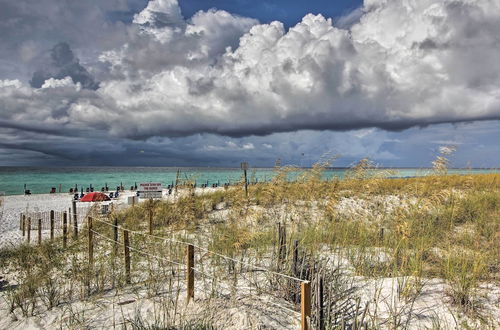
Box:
[86,0,500,138]
[41,77,76,89]
[242,143,254,150]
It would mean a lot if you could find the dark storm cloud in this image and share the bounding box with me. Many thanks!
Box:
[30,43,99,90]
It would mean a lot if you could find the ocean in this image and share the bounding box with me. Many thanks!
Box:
[0,167,498,196]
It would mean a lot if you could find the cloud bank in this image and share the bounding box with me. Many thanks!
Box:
[1,0,500,164]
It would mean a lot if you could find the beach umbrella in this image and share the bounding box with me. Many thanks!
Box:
[80,192,111,202]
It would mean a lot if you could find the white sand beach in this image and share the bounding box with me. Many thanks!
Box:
[0,188,224,249]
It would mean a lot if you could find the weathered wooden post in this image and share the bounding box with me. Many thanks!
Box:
[149,198,153,235]
[38,218,42,245]
[241,162,249,198]
[88,217,94,268]
[317,276,324,330]
[187,244,194,302]
[72,200,78,239]
[293,239,299,276]
[22,214,26,237]
[62,212,68,248]
[113,218,118,255]
[301,281,311,330]
[175,168,181,195]
[277,223,287,268]
[124,229,131,284]
[27,217,31,243]
[50,210,54,240]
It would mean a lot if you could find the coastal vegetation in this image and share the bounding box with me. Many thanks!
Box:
[0,153,499,329]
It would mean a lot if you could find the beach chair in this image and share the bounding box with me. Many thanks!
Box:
[109,192,114,198]
[74,193,79,200]
[115,191,120,198]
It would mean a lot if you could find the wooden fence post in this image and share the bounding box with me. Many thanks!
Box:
[38,218,42,245]
[27,217,31,243]
[113,218,118,255]
[301,281,311,330]
[88,217,94,268]
[293,240,299,276]
[62,212,68,248]
[278,223,287,269]
[22,214,26,237]
[19,213,23,230]
[317,276,324,330]
[50,210,54,240]
[187,244,194,302]
[149,200,153,235]
[124,230,131,284]
[72,200,78,239]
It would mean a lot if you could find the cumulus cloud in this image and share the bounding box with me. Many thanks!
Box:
[80,0,500,138]
[1,0,500,165]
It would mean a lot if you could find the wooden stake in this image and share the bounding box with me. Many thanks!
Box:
[293,239,299,277]
[124,229,131,284]
[187,244,194,302]
[317,276,324,330]
[72,200,78,239]
[38,218,42,245]
[244,168,248,197]
[88,217,94,267]
[62,212,67,248]
[50,210,54,240]
[113,218,118,255]
[22,214,26,237]
[301,281,311,330]
[27,217,31,243]
[149,199,153,235]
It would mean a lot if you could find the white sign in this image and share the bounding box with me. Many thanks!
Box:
[138,183,162,199]
[139,182,162,191]
[138,191,162,199]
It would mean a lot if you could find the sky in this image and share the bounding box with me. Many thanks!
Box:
[1,0,500,168]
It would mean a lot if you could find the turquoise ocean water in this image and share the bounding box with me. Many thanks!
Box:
[0,167,498,196]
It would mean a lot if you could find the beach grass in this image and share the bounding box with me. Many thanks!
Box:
[1,155,499,329]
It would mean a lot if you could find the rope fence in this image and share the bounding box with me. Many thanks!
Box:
[18,206,313,329]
